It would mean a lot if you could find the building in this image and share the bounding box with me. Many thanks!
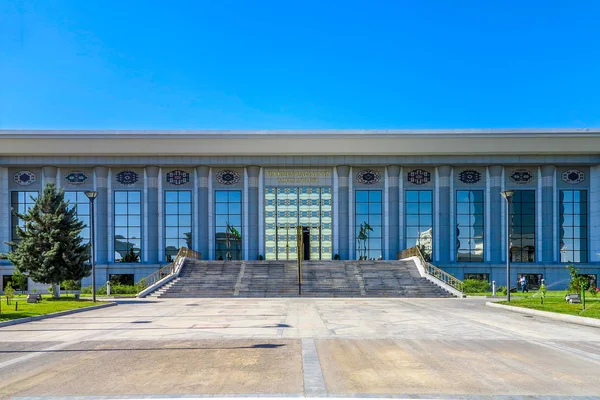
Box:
[1,129,599,290]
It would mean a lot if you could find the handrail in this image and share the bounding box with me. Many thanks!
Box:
[136,247,201,291]
[398,246,464,293]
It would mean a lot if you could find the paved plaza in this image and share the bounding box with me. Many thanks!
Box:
[0,297,599,399]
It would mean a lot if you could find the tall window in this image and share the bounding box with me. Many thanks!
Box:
[165,191,192,261]
[456,190,484,262]
[509,190,535,262]
[355,190,382,260]
[64,192,91,246]
[10,191,39,244]
[114,191,142,262]
[215,190,242,260]
[560,190,587,263]
[405,190,433,261]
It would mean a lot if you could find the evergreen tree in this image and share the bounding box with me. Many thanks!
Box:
[6,183,91,298]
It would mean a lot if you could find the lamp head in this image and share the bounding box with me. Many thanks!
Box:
[501,190,515,201]
[84,191,99,201]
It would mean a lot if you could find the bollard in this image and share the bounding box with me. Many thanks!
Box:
[15,301,18,311]
[106,281,111,297]
[492,281,496,296]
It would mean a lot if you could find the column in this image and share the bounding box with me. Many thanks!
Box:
[387,166,400,260]
[145,166,159,263]
[437,166,451,264]
[196,166,210,259]
[541,165,555,262]
[589,165,600,262]
[0,167,9,256]
[94,166,109,265]
[336,166,350,260]
[42,166,57,188]
[247,166,260,260]
[488,165,503,264]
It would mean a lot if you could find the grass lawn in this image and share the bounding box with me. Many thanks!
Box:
[468,290,569,297]
[497,295,600,319]
[0,296,98,322]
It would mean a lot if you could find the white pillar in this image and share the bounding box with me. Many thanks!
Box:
[0,167,9,255]
[590,165,600,262]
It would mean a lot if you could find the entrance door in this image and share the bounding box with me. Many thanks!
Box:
[265,187,332,260]
[302,226,311,260]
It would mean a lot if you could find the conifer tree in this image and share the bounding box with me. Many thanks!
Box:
[7,183,91,298]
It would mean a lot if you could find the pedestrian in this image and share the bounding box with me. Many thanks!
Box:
[521,275,528,293]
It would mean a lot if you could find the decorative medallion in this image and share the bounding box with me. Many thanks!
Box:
[509,169,534,184]
[356,169,381,185]
[13,170,36,186]
[407,169,431,185]
[116,170,139,185]
[216,170,240,185]
[562,169,585,184]
[65,171,88,185]
[166,170,190,185]
[459,169,481,184]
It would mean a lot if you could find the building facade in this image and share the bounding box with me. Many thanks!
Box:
[1,129,599,290]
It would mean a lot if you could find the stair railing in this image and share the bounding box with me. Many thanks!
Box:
[398,246,464,293]
[136,247,202,291]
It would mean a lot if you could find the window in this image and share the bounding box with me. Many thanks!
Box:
[355,190,382,260]
[509,191,536,263]
[464,273,489,282]
[405,190,433,261]
[64,192,91,246]
[2,275,28,292]
[164,191,192,261]
[109,274,135,286]
[560,190,587,263]
[10,191,39,244]
[114,191,142,262]
[456,190,484,262]
[518,273,543,291]
[215,190,242,260]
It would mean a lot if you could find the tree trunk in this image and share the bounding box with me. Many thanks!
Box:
[53,283,61,299]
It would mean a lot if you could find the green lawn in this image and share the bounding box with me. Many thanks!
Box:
[0,296,99,322]
[468,290,569,297]
[497,295,600,319]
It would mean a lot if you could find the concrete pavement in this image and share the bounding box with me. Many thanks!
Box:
[0,297,599,398]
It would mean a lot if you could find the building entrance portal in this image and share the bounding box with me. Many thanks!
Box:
[265,187,332,260]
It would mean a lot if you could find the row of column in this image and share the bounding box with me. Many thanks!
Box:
[335,164,572,264]
[1,164,598,265]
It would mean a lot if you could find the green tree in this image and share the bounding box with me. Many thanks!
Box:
[6,183,91,298]
[11,269,27,294]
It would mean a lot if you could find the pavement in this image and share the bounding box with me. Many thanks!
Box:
[0,297,599,399]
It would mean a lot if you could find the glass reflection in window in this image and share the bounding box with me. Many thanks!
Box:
[509,190,535,262]
[215,190,242,260]
[456,190,484,262]
[405,190,433,261]
[165,190,192,261]
[64,191,91,247]
[114,191,142,262]
[10,191,39,245]
[355,190,382,260]
[560,190,587,263]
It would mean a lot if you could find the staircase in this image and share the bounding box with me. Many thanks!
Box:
[149,259,456,298]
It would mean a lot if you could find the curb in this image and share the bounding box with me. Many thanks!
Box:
[0,302,117,328]
[486,301,600,328]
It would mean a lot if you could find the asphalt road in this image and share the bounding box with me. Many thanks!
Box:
[0,297,599,399]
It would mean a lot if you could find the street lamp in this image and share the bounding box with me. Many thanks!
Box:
[84,190,98,302]
[501,190,515,302]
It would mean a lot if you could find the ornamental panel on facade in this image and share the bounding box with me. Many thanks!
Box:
[8,168,42,190]
[112,168,144,188]
[506,167,537,187]
[557,167,589,188]
[454,167,486,187]
[212,168,244,189]
[63,168,94,189]
[404,167,434,188]
[163,168,193,188]
[354,168,384,188]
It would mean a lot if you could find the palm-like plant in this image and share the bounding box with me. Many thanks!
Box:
[225,222,242,260]
[356,221,373,260]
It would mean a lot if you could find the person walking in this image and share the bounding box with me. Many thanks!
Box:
[521,275,528,293]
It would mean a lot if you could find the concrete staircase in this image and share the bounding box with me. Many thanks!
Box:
[150,259,455,298]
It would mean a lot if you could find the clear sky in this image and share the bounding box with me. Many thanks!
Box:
[1,0,599,130]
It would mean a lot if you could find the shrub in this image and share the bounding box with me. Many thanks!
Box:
[497,285,507,295]
[462,279,491,293]
[81,282,143,295]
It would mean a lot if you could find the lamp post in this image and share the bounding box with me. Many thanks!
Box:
[85,191,98,302]
[501,190,515,302]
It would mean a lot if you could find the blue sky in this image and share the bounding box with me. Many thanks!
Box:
[1,0,599,129]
